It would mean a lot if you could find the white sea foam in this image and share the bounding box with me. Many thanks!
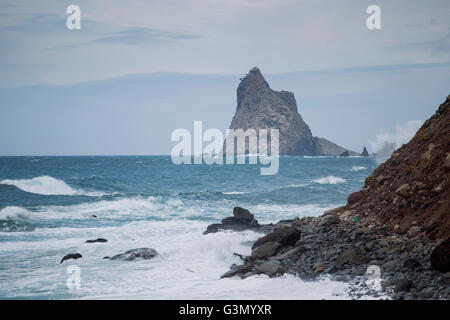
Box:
[350,166,367,171]
[312,176,346,184]
[0,217,355,299]
[0,176,103,196]
[223,191,247,195]
[0,206,32,221]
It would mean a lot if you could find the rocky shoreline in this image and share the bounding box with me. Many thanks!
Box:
[207,95,450,300]
[207,206,448,300]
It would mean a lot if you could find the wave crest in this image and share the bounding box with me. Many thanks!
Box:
[350,166,367,171]
[312,176,346,184]
[0,176,102,196]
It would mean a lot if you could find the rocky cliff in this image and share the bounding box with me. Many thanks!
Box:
[224,67,356,156]
[351,95,450,240]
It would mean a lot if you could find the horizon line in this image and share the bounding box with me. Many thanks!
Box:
[3,61,450,89]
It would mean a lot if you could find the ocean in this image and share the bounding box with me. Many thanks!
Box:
[0,155,378,299]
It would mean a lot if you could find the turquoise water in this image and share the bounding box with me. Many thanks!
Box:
[0,156,377,299]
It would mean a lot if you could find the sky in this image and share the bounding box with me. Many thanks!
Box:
[0,0,449,155]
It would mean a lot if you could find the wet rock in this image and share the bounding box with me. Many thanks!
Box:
[252,226,300,250]
[430,238,450,272]
[221,263,252,279]
[394,279,415,293]
[86,238,108,243]
[252,241,280,259]
[233,207,253,220]
[203,207,262,234]
[109,248,158,261]
[255,262,280,276]
[60,253,82,264]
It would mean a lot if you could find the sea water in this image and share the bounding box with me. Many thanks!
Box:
[0,156,378,299]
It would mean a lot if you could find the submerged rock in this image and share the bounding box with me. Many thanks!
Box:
[86,238,108,243]
[60,253,82,264]
[109,248,158,261]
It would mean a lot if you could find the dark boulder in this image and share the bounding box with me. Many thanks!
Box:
[340,151,350,157]
[233,207,254,221]
[221,263,252,279]
[252,226,300,250]
[109,248,158,261]
[86,238,108,243]
[394,279,415,293]
[430,238,450,272]
[60,253,82,264]
[203,207,261,234]
[347,192,364,205]
[403,258,422,270]
[252,241,280,259]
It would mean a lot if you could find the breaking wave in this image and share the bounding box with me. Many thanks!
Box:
[0,176,102,196]
[350,166,367,171]
[312,176,347,184]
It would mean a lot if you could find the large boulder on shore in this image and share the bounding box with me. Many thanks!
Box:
[252,226,300,250]
[204,207,261,234]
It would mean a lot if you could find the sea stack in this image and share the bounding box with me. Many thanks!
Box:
[360,146,369,156]
[224,67,356,156]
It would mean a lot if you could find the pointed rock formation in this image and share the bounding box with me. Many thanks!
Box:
[224,67,355,156]
[360,146,369,157]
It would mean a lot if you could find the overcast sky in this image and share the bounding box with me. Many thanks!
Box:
[0,0,449,155]
[1,0,450,86]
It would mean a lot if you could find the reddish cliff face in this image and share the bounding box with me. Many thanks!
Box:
[346,95,450,240]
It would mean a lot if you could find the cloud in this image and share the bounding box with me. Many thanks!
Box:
[90,27,202,45]
[370,120,423,161]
